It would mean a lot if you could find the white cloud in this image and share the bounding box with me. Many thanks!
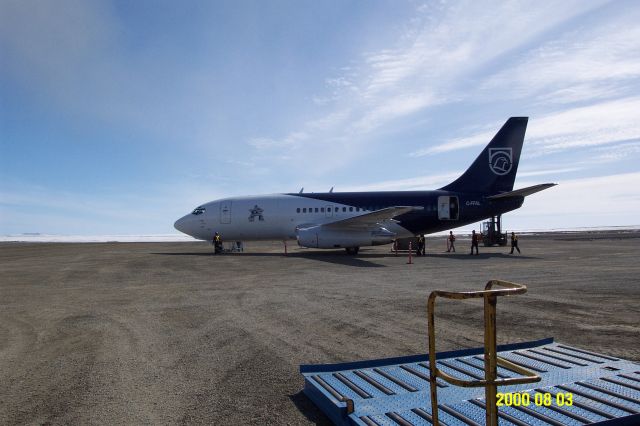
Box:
[359,1,605,99]
[339,166,580,193]
[248,131,309,150]
[417,97,640,158]
[515,167,582,178]
[525,97,640,155]
[511,172,640,229]
[479,8,640,105]
[351,92,438,134]
[340,172,460,192]
[535,82,631,105]
[410,125,499,156]
[590,141,640,162]
[306,110,352,131]
[247,1,606,174]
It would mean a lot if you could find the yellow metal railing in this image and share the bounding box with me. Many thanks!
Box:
[427,280,541,426]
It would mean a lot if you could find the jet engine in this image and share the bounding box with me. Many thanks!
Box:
[296,226,395,249]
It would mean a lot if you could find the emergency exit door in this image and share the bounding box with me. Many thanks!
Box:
[438,196,459,220]
[220,201,232,224]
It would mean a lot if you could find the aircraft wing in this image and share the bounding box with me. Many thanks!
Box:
[487,183,557,200]
[320,206,424,230]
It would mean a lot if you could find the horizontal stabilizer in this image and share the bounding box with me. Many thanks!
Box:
[487,183,557,200]
[321,206,423,230]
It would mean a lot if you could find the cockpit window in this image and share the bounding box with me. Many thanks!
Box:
[191,206,206,215]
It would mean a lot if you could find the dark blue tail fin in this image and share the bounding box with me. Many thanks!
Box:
[440,117,528,194]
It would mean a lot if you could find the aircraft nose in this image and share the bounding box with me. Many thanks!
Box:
[174,215,191,235]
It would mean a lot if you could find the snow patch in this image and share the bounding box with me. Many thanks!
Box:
[0,234,197,243]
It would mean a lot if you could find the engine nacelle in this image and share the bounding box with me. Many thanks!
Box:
[296,226,395,249]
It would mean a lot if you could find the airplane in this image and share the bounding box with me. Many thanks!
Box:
[174,117,555,255]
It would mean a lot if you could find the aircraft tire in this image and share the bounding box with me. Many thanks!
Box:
[345,247,360,255]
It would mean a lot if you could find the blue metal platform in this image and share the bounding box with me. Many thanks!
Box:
[300,338,640,425]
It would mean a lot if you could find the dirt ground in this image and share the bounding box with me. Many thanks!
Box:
[1,231,639,425]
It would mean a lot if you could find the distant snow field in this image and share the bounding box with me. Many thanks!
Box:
[2,226,638,243]
[0,234,197,243]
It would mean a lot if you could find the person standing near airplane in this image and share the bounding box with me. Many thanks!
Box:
[417,234,425,256]
[510,232,521,254]
[447,231,456,252]
[470,230,479,255]
[213,232,222,254]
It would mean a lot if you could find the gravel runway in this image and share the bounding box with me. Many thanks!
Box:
[1,232,639,425]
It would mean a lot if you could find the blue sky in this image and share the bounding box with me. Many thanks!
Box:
[1,0,639,236]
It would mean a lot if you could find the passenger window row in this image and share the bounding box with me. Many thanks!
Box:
[295,206,383,214]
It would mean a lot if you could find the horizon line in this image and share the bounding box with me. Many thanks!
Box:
[2,225,639,243]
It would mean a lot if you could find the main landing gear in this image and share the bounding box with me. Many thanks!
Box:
[345,247,360,255]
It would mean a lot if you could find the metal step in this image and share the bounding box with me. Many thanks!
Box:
[300,338,640,425]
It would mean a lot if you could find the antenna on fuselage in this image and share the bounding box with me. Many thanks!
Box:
[329,187,334,193]
[299,187,304,193]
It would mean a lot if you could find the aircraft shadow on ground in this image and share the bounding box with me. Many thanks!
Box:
[151,251,387,267]
[236,251,389,267]
[288,391,333,425]
[150,251,537,264]
[424,252,539,260]
[151,252,213,256]
[292,252,387,267]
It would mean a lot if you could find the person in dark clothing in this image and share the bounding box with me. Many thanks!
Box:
[447,231,456,252]
[470,230,479,255]
[213,232,222,254]
[510,232,521,254]
[417,234,425,256]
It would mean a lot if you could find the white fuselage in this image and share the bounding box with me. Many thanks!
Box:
[174,194,413,242]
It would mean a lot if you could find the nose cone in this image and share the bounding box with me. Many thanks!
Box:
[174,215,191,235]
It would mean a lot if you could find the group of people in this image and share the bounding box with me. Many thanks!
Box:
[416,230,457,256]
[414,230,521,256]
[415,230,458,256]
[213,230,521,255]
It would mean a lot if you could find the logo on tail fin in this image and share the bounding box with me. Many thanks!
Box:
[489,148,513,175]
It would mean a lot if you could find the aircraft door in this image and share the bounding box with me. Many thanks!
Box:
[325,205,333,218]
[438,196,459,220]
[220,201,232,224]
[449,196,459,220]
[438,196,450,220]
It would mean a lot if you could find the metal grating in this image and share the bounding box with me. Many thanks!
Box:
[300,338,640,425]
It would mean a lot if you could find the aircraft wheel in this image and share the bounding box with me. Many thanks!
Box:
[345,247,360,255]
